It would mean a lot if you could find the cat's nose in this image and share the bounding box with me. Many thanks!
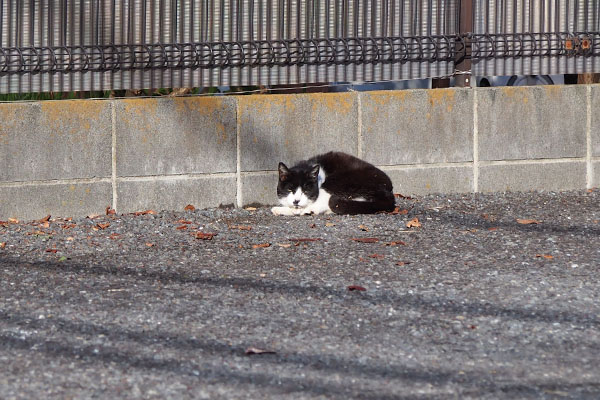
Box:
[293,200,300,205]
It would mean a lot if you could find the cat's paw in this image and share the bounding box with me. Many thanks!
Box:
[300,208,315,215]
[271,206,296,216]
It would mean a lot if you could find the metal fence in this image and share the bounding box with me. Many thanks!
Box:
[0,0,599,94]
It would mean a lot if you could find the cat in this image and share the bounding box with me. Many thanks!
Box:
[271,151,396,215]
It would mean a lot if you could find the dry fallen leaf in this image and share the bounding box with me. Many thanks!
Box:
[106,207,116,215]
[358,224,369,232]
[394,193,413,199]
[252,243,271,249]
[245,347,276,355]
[517,218,540,225]
[396,261,411,266]
[325,222,335,227]
[40,215,51,222]
[0,242,6,249]
[194,232,216,240]
[8,218,19,224]
[369,253,385,259]
[108,233,120,240]
[134,210,157,216]
[176,219,192,224]
[352,237,379,243]
[96,223,110,230]
[145,242,155,247]
[536,254,554,260]
[45,249,58,253]
[245,207,257,211]
[385,241,407,246]
[406,218,421,228]
[176,225,188,230]
[347,285,367,291]
[288,238,321,243]
[62,223,76,229]
[40,221,50,229]
[488,227,498,231]
[229,225,252,231]
[66,237,74,241]
[184,204,196,211]
[276,243,292,248]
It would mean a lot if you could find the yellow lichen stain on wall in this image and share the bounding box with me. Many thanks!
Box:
[365,90,411,106]
[0,103,23,144]
[427,88,456,112]
[500,86,530,105]
[121,97,159,117]
[310,92,355,115]
[173,96,225,117]
[237,93,297,117]
[40,100,106,139]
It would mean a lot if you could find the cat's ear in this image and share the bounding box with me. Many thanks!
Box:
[278,162,290,182]
[309,164,320,180]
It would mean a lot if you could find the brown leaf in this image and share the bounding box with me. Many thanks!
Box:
[109,233,121,240]
[0,242,6,249]
[288,238,321,243]
[388,206,409,215]
[0,221,8,227]
[488,227,498,231]
[394,193,413,200]
[134,210,157,216]
[245,347,276,355]
[8,218,19,224]
[176,225,188,230]
[194,232,216,240]
[244,207,257,211]
[62,224,76,229]
[352,237,379,243]
[536,254,554,260]
[406,218,421,228]
[369,253,385,259]
[347,285,367,291]
[45,249,58,253]
[96,223,110,230]
[385,241,407,246]
[276,243,292,248]
[184,204,196,211]
[40,221,50,229]
[106,206,116,215]
[358,224,369,232]
[40,215,51,222]
[229,225,252,231]
[325,222,335,227]
[252,243,271,249]
[517,218,540,225]
[176,219,192,224]
[145,242,155,247]
[396,261,411,266]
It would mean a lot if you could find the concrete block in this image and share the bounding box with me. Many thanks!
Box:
[478,162,586,192]
[592,85,600,157]
[383,166,474,196]
[0,182,112,221]
[116,175,236,214]
[477,86,587,161]
[360,88,474,165]
[115,97,237,177]
[593,161,600,188]
[238,93,359,171]
[0,100,112,182]
[241,172,279,206]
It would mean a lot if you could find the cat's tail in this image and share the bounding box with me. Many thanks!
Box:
[329,193,396,215]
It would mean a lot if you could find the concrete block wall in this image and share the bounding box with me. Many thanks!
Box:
[1,84,599,220]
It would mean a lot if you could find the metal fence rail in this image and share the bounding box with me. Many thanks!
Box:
[0,0,599,94]
[0,0,458,93]
[472,0,600,76]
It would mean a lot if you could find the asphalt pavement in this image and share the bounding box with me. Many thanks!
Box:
[1,190,599,399]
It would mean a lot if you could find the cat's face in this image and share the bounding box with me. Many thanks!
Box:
[277,162,320,209]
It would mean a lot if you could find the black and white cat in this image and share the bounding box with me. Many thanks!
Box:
[271,152,396,215]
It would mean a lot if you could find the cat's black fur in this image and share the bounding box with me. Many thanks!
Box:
[274,151,396,215]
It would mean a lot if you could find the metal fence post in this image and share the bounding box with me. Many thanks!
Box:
[455,0,473,87]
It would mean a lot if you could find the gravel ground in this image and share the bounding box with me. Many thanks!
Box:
[1,190,599,399]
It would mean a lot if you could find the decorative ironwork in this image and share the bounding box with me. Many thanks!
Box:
[0,35,461,76]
